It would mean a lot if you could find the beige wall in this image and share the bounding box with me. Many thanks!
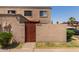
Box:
[0,16,25,43]
[36,24,67,42]
[0,7,51,24]
[0,7,52,43]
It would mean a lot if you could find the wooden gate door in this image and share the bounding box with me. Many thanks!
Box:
[25,22,36,42]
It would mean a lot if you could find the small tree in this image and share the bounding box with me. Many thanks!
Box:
[0,32,12,48]
[67,29,75,42]
[68,17,76,26]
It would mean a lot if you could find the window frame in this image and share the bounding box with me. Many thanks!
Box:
[24,11,32,16]
[40,11,48,17]
[8,10,16,15]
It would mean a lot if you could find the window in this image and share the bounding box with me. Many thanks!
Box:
[8,10,16,14]
[24,11,32,16]
[40,11,47,17]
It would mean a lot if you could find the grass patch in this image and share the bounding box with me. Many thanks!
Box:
[36,40,79,48]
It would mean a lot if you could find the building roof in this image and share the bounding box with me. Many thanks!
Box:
[0,6,51,9]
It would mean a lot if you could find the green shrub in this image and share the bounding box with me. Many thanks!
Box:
[0,32,13,48]
[67,29,75,42]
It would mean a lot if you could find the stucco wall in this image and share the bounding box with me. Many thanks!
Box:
[0,7,51,24]
[0,16,25,43]
[36,24,67,42]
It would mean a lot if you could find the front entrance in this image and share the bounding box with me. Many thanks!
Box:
[25,22,36,42]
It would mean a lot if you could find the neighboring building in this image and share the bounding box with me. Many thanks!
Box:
[0,6,66,43]
[62,21,79,29]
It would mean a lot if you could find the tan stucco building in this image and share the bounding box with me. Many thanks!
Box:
[0,6,66,43]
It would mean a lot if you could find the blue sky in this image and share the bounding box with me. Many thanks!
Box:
[52,6,79,24]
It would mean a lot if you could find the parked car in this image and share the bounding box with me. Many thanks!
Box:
[67,28,79,35]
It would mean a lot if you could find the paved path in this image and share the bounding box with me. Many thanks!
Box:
[1,48,79,52]
[34,48,79,52]
[0,42,79,52]
[0,48,34,52]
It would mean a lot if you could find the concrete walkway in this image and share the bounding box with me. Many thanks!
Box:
[0,42,79,52]
[1,48,79,52]
[34,48,79,52]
